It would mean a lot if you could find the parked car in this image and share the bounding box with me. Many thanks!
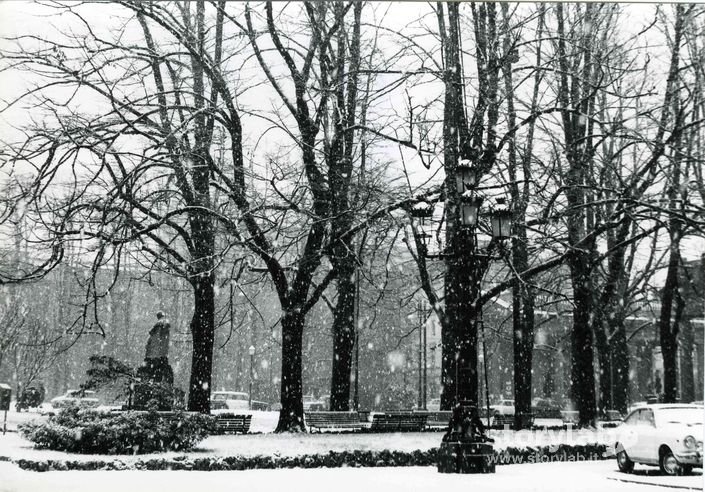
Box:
[250,400,270,411]
[531,398,563,419]
[15,384,45,412]
[427,398,441,411]
[490,399,515,425]
[599,409,624,428]
[303,395,326,411]
[50,390,100,410]
[628,401,647,413]
[614,404,703,476]
[210,399,229,411]
[211,391,249,410]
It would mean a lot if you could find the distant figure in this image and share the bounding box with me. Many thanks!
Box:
[143,311,173,385]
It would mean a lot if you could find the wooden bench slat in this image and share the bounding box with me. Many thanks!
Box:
[214,413,252,434]
[305,411,363,432]
[369,412,428,432]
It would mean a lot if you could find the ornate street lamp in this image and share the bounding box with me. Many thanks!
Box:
[248,345,255,410]
[410,200,435,252]
[489,198,512,240]
[455,159,479,194]
[459,192,482,228]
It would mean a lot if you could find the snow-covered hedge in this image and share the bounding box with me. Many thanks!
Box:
[18,407,216,454]
[13,443,609,471]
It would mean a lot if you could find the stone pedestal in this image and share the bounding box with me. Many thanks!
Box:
[132,358,179,410]
[437,441,495,474]
[437,401,496,474]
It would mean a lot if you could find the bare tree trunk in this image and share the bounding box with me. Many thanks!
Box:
[188,277,215,413]
[502,2,542,430]
[680,318,695,403]
[659,240,682,403]
[330,266,356,410]
[569,257,598,425]
[329,1,362,411]
[276,310,305,432]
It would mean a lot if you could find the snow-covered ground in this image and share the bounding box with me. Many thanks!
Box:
[0,460,701,492]
[0,428,613,463]
[0,409,619,463]
[1,408,701,492]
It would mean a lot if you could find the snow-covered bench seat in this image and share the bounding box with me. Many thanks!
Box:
[368,411,428,432]
[305,411,364,432]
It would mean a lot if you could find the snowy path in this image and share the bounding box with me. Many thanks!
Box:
[1,460,702,492]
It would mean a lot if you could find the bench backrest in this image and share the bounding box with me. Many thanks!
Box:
[305,411,361,424]
[369,412,428,430]
[215,413,252,433]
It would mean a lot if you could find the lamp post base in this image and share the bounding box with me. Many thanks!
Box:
[437,441,495,474]
[437,401,496,474]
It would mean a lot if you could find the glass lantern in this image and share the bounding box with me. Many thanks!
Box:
[490,198,512,240]
[455,160,478,194]
[459,194,482,227]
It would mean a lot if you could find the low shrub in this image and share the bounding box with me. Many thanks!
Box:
[19,407,216,454]
[13,442,609,472]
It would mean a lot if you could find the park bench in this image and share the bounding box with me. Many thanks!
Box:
[368,411,428,432]
[213,412,252,434]
[305,411,364,432]
[492,413,534,429]
[412,410,452,430]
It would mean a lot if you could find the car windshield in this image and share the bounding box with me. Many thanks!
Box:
[659,408,703,426]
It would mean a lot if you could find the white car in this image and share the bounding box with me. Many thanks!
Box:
[615,404,703,475]
[427,398,441,411]
[211,391,249,410]
[50,390,100,410]
[490,399,515,425]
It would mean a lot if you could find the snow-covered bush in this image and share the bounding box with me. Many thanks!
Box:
[19,407,216,454]
[13,443,610,471]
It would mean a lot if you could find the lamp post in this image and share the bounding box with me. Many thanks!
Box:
[248,345,255,410]
[413,165,511,406]
[413,300,428,410]
[410,160,512,475]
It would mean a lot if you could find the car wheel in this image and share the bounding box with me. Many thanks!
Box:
[659,447,683,476]
[616,446,634,473]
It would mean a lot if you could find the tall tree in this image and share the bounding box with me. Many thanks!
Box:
[1,0,237,412]
[326,2,364,412]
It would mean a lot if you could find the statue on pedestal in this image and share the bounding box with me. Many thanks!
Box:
[142,311,173,385]
[134,311,178,410]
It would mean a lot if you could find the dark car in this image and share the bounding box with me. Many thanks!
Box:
[16,384,46,412]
